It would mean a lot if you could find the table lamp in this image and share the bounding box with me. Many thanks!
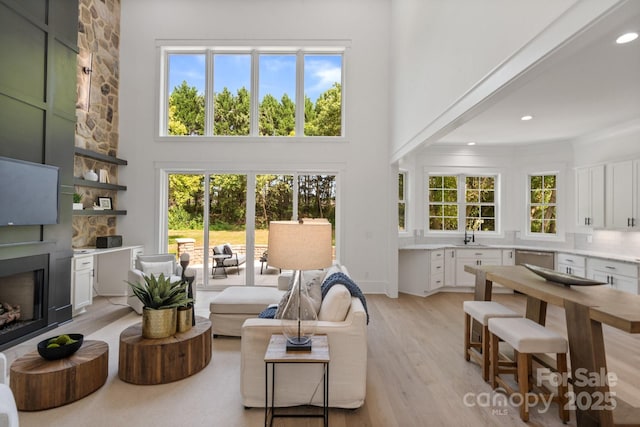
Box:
[267,219,332,351]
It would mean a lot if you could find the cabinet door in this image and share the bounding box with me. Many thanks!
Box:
[607,160,635,228]
[72,257,94,314]
[502,249,515,266]
[398,250,429,296]
[611,275,639,294]
[577,165,605,228]
[454,250,501,287]
[444,249,456,286]
[576,167,591,226]
[590,165,605,228]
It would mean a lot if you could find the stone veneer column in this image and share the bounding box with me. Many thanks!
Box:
[73,0,121,248]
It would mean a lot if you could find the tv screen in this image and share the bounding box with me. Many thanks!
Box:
[0,156,59,226]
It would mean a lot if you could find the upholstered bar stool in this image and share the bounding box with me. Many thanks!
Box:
[463,301,520,381]
[488,317,569,423]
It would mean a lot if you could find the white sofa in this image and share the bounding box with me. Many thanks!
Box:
[0,353,19,427]
[240,276,368,409]
[127,254,184,314]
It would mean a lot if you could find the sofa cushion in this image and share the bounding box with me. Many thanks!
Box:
[210,286,284,315]
[223,243,233,255]
[139,260,174,277]
[318,284,351,321]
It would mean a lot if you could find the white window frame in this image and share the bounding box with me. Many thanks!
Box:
[398,170,407,233]
[425,170,502,236]
[156,40,349,142]
[525,171,561,239]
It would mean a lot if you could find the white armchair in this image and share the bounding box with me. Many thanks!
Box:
[0,353,19,427]
[127,254,184,314]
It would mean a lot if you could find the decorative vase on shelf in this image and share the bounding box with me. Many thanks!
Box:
[73,203,83,210]
[83,169,98,181]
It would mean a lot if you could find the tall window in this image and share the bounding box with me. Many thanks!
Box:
[529,174,557,234]
[398,172,406,232]
[427,174,498,232]
[162,46,344,138]
[465,176,495,231]
[428,175,458,231]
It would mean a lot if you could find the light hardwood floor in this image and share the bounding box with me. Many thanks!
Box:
[3,291,640,426]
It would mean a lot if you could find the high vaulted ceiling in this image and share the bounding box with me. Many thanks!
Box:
[437,1,640,146]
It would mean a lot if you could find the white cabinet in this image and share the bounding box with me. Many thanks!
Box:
[606,160,639,229]
[72,255,94,315]
[430,250,445,291]
[557,253,586,277]
[444,248,456,287]
[455,249,502,287]
[586,257,639,294]
[398,249,444,296]
[576,165,605,228]
[502,249,515,266]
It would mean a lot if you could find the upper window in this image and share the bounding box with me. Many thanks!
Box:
[427,174,498,233]
[162,46,344,139]
[529,174,557,235]
[398,172,406,232]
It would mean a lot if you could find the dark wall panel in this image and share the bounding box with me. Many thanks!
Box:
[0,95,45,162]
[0,3,46,102]
[52,39,78,115]
[50,0,79,44]
[0,0,79,338]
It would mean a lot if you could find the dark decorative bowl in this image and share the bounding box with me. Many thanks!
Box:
[523,263,607,287]
[37,333,84,360]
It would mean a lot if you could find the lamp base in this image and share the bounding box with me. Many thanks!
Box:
[286,336,312,352]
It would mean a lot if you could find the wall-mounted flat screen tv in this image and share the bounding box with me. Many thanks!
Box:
[0,156,59,226]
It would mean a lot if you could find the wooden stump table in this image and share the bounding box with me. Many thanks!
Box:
[10,340,109,411]
[118,316,212,385]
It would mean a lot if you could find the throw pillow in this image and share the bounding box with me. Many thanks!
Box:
[223,244,233,255]
[139,260,174,277]
[318,284,351,321]
[302,270,326,314]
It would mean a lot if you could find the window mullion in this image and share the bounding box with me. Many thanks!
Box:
[296,50,304,137]
[250,50,259,136]
[205,50,214,136]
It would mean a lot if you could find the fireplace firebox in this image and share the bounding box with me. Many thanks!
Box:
[0,254,48,348]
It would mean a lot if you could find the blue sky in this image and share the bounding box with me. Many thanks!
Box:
[168,53,341,103]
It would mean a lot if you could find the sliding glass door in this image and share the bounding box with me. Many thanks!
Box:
[165,171,336,289]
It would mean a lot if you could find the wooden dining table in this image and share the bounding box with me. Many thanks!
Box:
[465,264,640,427]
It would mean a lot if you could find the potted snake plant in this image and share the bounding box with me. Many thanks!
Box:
[127,273,192,338]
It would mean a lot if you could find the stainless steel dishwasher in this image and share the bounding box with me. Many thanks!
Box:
[514,249,555,269]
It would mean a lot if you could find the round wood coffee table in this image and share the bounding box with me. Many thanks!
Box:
[118,316,212,385]
[10,340,109,411]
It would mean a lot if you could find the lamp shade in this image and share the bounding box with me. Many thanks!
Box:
[267,220,332,270]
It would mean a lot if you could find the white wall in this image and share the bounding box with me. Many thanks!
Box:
[389,0,632,163]
[118,0,394,294]
[407,142,575,247]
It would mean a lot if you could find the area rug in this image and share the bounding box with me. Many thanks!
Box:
[16,313,261,427]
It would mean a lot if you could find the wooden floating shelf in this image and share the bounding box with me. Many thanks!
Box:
[74,147,127,165]
[73,178,126,191]
[72,210,127,216]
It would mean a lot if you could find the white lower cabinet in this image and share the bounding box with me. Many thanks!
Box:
[454,249,502,287]
[72,255,94,315]
[398,249,446,296]
[557,253,586,278]
[430,250,444,291]
[444,248,456,287]
[586,258,639,294]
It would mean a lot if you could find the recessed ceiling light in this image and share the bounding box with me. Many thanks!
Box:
[521,115,533,121]
[467,142,476,146]
[616,32,638,44]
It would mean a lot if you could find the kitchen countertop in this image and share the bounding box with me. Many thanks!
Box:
[399,244,640,264]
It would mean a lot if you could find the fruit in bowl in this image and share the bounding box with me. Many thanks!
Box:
[37,333,84,360]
